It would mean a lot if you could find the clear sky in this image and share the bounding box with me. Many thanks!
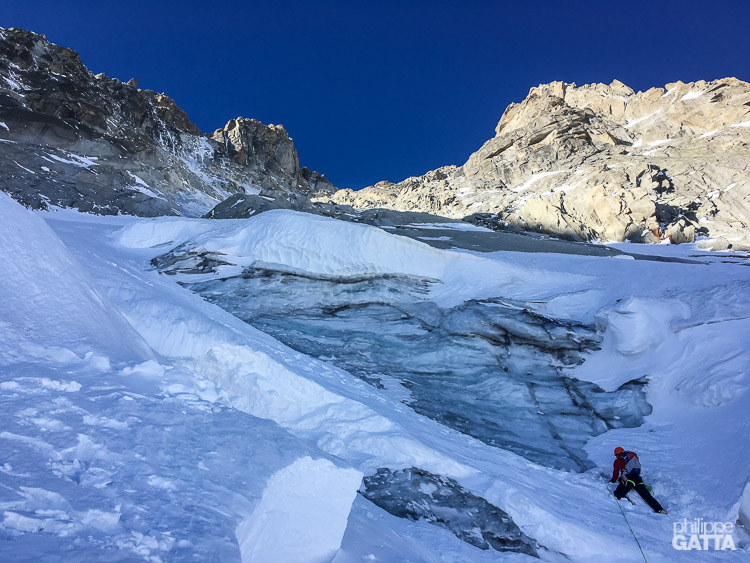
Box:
[4,1,749,189]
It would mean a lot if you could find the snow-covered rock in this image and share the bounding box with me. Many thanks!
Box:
[0,28,334,218]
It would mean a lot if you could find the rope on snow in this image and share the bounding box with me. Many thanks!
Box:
[611,488,648,563]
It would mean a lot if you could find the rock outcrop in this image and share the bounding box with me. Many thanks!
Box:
[2,27,748,249]
[329,79,750,249]
[0,28,334,217]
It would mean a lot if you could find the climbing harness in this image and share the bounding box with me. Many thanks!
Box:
[626,478,653,493]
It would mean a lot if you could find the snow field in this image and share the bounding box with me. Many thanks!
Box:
[0,361,341,561]
[43,207,643,559]
[1,195,748,560]
[113,209,721,559]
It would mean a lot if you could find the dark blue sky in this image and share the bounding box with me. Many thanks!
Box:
[4,1,749,188]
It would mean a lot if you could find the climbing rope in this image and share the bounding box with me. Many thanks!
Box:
[611,489,648,563]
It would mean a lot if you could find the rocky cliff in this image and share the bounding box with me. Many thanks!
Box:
[329,79,750,249]
[3,27,748,249]
[0,28,334,217]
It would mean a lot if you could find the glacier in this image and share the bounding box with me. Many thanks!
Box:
[1,192,750,561]
[167,261,651,473]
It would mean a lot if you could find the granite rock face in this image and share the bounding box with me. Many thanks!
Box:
[0,28,333,217]
[329,79,750,249]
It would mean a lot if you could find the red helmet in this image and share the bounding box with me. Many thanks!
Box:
[614,446,625,456]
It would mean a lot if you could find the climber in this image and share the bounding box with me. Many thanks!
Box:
[610,447,668,514]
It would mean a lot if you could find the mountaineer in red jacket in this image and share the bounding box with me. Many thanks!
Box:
[611,447,667,514]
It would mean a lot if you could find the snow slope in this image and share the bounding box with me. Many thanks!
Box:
[0,197,364,562]
[0,192,151,365]
[1,196,749,561]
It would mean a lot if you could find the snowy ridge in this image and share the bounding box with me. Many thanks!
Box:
[117,209,587,307]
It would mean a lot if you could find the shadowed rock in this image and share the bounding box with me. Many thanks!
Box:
[362,467,539,556]
[0,27,334,217]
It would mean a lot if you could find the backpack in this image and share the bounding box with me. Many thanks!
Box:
[623,451,641,476]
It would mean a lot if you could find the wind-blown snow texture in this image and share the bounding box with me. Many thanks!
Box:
[1,195,749,561]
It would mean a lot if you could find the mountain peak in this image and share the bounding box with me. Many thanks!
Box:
[0,27,333,217]
[330,78,750,250]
